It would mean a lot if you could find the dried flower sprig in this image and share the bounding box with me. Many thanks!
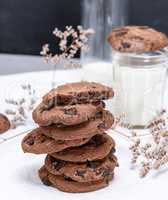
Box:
[5,84,37,128]
[114,109,168,178]
[113,114,132,129]
[40,26,94,68]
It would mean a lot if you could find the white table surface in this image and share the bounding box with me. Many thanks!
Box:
[0,69,167,200]
[0,54,52,75]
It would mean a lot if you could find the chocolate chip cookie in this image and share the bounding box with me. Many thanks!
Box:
[41,110,114,141]
[22,128,91,154]
[0,114,10,134]
[42,81,114,107]
[39,166,113,193]
[108,26,168,53]
[45,152,118,182]
[33,102,104,126]
[50,134,115,163]
[48,173,113,193]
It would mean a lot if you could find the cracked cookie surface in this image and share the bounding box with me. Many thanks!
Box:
[33,102,104,126]
[42,81,114,106]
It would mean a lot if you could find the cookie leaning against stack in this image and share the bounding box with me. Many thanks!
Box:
[21,81,118,193]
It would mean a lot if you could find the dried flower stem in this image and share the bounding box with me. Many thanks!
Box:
[3,128,34,142]
[41,26,94,87]
[109,129,131,140]
[113,109,168,178]
[5,84,37,129]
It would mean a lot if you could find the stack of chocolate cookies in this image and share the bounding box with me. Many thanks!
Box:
[22,82,118,193]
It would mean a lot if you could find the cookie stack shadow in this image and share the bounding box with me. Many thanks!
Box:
[22,82,118,193]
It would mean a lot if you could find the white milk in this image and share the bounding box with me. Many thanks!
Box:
[82,61,113,87]
[112,58,167,127]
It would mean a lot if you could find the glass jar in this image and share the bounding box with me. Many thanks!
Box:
[111,49,168,128]
[81,0,130,86]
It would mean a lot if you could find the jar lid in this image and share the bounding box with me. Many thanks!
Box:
[112,47,168,68]
[108,26,168,53]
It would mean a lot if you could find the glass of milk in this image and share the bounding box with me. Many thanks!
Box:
[112,49,168,128]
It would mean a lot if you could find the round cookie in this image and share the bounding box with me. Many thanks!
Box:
[108,26,168,53]
[42,81,114,106]
[33,102,104,126]
[48,173,114,193]
[50,134,115,163]
[38,167,113,193]
[0,114,10,134]
[45,152,118,182]
[41,110,114,141]
[22,128,91,154]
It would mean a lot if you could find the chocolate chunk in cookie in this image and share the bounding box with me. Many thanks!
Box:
[50,134,115,163]
[32,102,104,127]
[108,26,168,53]
[38,166,52,186]
[41,110,114,141]
[22,128,91,154]
[42,82,114,107]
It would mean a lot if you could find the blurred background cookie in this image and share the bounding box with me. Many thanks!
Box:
[0,114,10,134]
[108,26,168,53]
